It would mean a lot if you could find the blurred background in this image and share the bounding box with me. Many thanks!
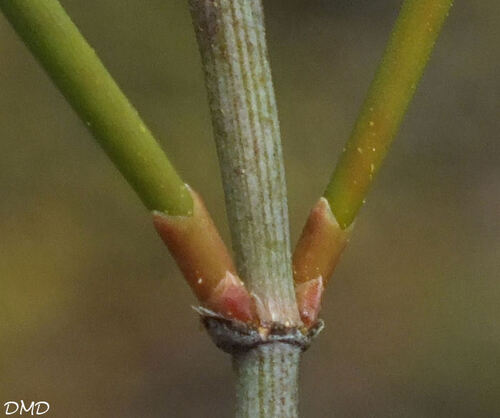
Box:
[0,1,498,416]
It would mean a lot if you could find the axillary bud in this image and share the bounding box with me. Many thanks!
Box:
[153,186,255,323]
[293,197,352,327]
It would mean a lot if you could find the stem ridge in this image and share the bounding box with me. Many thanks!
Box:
[233,343,300,418]
[189,0,299,325]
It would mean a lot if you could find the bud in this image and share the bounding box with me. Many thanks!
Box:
[153,186,255,323]
[205,271,255,322]
[295,277,324,328]
[293,198,352,326]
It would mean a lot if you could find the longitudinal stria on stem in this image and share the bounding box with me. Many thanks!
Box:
[190,0,299,326]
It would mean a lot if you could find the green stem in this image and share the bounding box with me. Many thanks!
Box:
[189,0,299,325]
[233,344,300,418]
[0,0,192,215]
[324,0,453,229]
[189,0,301,416]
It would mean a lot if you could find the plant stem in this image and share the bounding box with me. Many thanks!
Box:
[189,0,299,325]
[189,0,301,416]
[324,0,454,229]
[233,344,300,418]
[0,0,192,215]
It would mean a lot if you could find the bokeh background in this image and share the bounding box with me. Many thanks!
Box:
[1,1,498,416]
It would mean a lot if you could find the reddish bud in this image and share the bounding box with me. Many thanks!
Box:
[153,186,256,323]
[205,272,255,323]
[293,198,352,326]
[295,277,324,328]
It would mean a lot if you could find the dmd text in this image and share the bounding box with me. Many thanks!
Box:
[3,401,49,416]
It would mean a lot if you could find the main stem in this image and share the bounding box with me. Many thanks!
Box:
[189,0,299,326]
[233,344,300,417]
[189,0,301,416]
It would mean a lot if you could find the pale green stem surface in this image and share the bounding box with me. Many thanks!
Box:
[189,0,301,416]
[189,0,299,325]
[0,0,192,215]
[233,344,300,418]
[325,0,454,229]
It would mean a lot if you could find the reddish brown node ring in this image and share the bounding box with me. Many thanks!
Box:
[293,198,352,328]
[153,186,256,323]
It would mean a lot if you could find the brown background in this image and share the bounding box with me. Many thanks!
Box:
[1,1,499,417]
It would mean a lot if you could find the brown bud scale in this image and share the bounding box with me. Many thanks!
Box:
[153,186,256,323]
[293,198,352,327]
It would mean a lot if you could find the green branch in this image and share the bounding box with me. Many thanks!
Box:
[0,0,192,215]
[324,0,453,229]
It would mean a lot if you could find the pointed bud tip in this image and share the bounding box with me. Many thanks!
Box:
[296,276,324,328]
[205,272,256,323]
